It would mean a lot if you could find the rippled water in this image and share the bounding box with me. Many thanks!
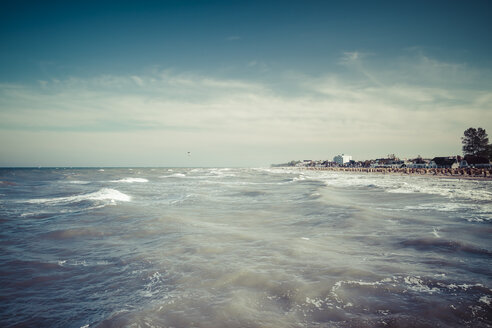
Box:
[0,167,491,327]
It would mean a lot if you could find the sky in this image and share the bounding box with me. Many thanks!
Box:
[1,0,491,167]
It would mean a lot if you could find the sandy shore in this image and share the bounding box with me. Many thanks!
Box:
[296,166,492,181]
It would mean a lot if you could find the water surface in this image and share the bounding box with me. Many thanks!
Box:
[0,168,491,327]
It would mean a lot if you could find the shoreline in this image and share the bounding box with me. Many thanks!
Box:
[288,166,492,181]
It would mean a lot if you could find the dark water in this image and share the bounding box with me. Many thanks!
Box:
[0,167,491,328]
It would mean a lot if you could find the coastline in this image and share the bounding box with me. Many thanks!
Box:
[289,166,492,181]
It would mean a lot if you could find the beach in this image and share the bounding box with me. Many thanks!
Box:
[300,166,492,180]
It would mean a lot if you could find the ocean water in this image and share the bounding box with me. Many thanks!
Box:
[0,167,491,328]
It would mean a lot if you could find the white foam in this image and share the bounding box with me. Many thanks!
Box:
[404,203,476,212]
[479,296,491,305]
[111,177,148,183]
[67,180,91,184]
[292,175,307,182]
[403,276,440,294]
[298,170,492,202]
[432,227,441,238]
[20,212,36,217]
[305,297,323,308]
[141,271,164,298]
[467,217,491,223]
[160,173,186,178]
[58,259,110,267]
[333,275,462,297]
[26,188,131,204]
[208,168,237,177]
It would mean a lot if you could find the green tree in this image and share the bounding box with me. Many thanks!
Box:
[462,127,489,157]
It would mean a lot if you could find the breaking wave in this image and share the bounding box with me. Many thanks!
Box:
[286,170,492,201]
[25,188,131,205]
[111,177,149,183]
[400,238,491,255]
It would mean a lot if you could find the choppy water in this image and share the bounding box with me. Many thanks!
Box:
[0,167,491,328]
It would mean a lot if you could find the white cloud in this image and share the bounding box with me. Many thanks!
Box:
[131,75,144,86]
[341,51,360,62]
[1,55,491,166]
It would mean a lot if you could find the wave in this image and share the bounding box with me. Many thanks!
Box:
[160,173,186,178]
[333,275,491,298]
[66,180,91,184]
[387,183,492,201]
[57,259,111,267]
[404,203,478,212]
[111,177,149,183]
[42,228,107,240]
[293,170,492,201]
[400,238,491,256]
[20,204,107,217]
[25,188,131,205]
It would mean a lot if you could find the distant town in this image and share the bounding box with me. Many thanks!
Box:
[272,153,491,169]
[273,128,492,172]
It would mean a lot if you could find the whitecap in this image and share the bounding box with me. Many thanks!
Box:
[299,170,492,201]
[57,259,110,267]
[26,188,131,204]
[160,173,186,178]
[403,276,440,294]
[111,177,149,183]
[66,180,91,184]
[404,203,476,212]
[479,296,491,305]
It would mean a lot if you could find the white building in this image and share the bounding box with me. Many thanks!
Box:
[333,154,352,165]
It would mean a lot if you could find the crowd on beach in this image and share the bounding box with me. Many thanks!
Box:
[274,154,492,179]
[304,166,492,179]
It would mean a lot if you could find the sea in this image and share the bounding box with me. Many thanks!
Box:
[0,167,491,328]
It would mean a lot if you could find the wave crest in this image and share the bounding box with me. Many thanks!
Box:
[111,177,149,183]
[26,188,131,205]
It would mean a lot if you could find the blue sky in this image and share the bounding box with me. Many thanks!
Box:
[1,0,491,166]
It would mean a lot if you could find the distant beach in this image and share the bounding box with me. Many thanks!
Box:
[296,166,492,180]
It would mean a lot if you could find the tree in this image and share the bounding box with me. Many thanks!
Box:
[462,127,489,157]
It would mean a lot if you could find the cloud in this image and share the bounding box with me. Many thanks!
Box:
[131,75,144,86]
[1,54,491,165]
[226,36,241,41]
[341,51,361,62]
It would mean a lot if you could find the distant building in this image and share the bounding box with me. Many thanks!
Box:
[333,154,352,165]
[463,155,490,165]
[431,157,459,169]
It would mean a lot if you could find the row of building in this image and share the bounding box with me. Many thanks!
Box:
[293,154,491,169]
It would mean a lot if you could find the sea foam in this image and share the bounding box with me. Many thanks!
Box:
[111,177,149,183]
[161,173,186,178]
[26,188,131,205]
